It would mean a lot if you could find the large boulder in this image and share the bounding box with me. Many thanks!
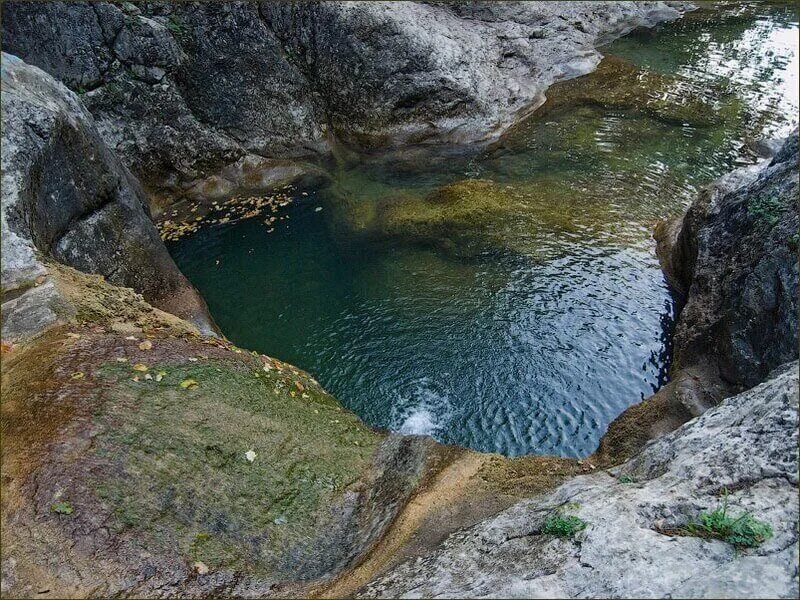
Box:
[0,264,439,598]
[1,53,214,338]
[658,133,799,390]
[361,363,800,599]
[1,1,685,199]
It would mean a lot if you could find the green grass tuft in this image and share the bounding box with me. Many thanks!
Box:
[542,514,587,538]
[682,494,773,548]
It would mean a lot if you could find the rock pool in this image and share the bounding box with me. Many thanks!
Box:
[170,3,798,457]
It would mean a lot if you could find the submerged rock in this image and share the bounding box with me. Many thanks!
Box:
[361,363,800,598]
[1,1,686,199]
[1,53,214,337]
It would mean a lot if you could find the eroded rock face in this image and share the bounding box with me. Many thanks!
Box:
[598,132,799,463]
[361,363,800,599]
[658,133,799,390]
[1,53,214,337]
[1,1,685,198]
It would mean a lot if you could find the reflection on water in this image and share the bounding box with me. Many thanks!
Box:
[170,4,798,457]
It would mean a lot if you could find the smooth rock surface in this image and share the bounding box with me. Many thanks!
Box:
[2,1,685,198]
[1,52,214,337]
[361,363,800,599]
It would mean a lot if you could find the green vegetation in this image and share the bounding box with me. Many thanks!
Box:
[542,513,588,538]
[90,355,380,575]
[748,194,784,226]
[682,495,773,548]
[166,15,188,37]
[618,474,637,484]
[51,501,74,515]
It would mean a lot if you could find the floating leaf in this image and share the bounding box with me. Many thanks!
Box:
[138,340,153,351]
[180,378,198,389]
[132,363,148,372]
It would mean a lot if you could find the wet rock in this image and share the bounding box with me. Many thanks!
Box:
[600,132,799,463]
[361,363,799,598]
[2,1,686,199]
[0,267,439,598]
[658,132,799,389]
[0,53,214,337]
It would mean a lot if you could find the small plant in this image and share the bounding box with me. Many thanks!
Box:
[542,514,587,538]
[748,194,783,226]
[682,493,772,548]
[51,500,74,515]
[166,16,188,37]
[618,474,636,484]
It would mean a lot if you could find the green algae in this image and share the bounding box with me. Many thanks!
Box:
[327,176,647,259]
[90,357,380,575]
[527,55,734,128]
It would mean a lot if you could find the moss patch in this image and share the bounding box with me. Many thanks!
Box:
[88,352,380,575]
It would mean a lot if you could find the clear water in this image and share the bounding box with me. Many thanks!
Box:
[170,3,798,457]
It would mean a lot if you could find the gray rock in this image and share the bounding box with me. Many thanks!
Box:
[2,1,685,198]
[361,364,800,599]
[1,52,215,337]
[659,133,799,390]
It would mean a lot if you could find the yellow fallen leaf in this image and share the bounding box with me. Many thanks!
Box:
[180,378,198,389]
[138,340,153,351]
[70,371,85,380]
[133,363,148,372]
[294,381,304,391]
[156,372,166,382]
[66,332,81,339]
[115,357,128,363]
[193,561,209,575]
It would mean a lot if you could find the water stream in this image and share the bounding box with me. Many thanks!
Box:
[170,3,798,457]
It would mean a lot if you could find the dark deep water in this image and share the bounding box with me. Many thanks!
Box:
[170,3,798,457]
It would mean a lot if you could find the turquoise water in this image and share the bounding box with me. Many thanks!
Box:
[170,4,798,457]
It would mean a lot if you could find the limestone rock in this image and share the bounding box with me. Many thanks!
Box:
[658,133,799,390]
[2,1,685,198]
[1,52,214,337]
[361,363,800,599]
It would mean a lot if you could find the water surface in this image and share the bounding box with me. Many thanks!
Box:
[171,4,798,457]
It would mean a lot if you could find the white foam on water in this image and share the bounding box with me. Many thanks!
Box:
[390,378,453,438]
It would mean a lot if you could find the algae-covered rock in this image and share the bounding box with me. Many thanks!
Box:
[507,54,732,134]
[0,266,436,598]
[327,177,641,259]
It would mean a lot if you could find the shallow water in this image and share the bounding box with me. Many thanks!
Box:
[170,4,798,457]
